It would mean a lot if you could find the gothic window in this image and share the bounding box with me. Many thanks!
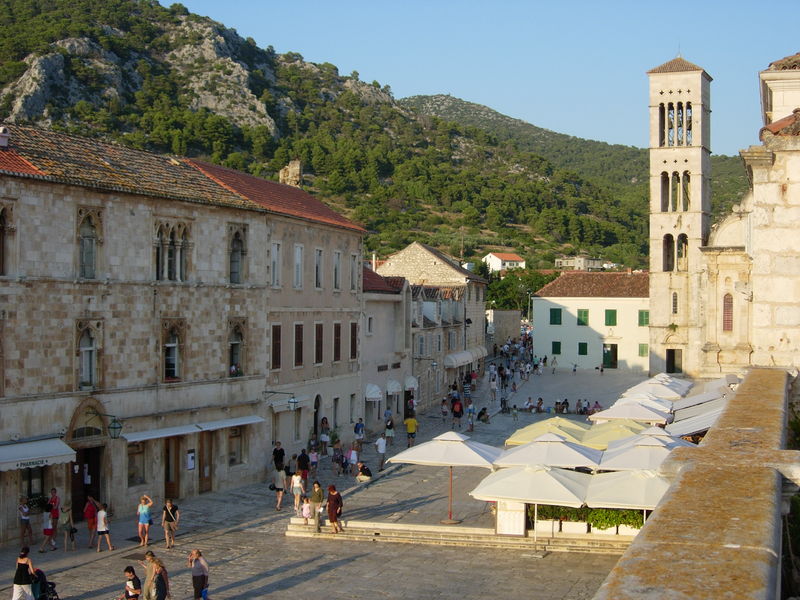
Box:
[682,172,690,211]
[155,227,165,280]
[78,328,96,388]
[676,234,688,271]
[155,222,189,282]
[180,230,188,281]
[228,322,244,376]
[672,293,678,315]
[78,219,97,279]
[230,232,244,284]
[663,235,675,272]
[167,230,177,281]
[722,294,733,332]
[162,321,185,381]
[660,173,669,212]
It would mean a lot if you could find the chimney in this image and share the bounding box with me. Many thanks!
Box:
[0,126,9,149]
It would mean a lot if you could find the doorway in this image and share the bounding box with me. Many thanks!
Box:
[602,344,618,369]
[198,431,213,493]
[313,395,321,436]
[666,349,683,373]
[164,437,180,499]
[70,446,102,522]
[403,390,414,418]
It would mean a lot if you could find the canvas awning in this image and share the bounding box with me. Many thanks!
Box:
[0,438,76,471]
[197,416,265,431]
[386,379,402,394]
[365,383,383,401]
[404,376,419,391]
[672,397,728,423]
[444,351,473,369]
[665,406,725,437]
[122,424,202,443]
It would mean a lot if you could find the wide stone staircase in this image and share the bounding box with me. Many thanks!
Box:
[285,517,632,555]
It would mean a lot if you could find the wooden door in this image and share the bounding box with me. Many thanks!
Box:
[70,446,102,522]
[198,431,213,493]
[164,437,180,499]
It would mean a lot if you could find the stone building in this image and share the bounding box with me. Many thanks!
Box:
[0,124,363,543]
[532,272,650,372]
[647,53,800,377]
[376,242,488,407]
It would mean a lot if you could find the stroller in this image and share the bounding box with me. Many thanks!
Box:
[32,569,60,600]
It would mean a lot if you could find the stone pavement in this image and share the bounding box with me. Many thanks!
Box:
[1,367,643,599]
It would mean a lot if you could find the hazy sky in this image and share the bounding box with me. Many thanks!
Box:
[173,0,799,156]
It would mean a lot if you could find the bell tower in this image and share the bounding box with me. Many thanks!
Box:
[647,57,712,375]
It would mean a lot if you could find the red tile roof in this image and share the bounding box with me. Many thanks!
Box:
[0,148,44,176]
[768,52,800,71]
[363,267,400,293]
[488,252,524,261]
[188,159,364,233]
[535,271,649,298]
[647,57,711,80]
[761,109,800,137]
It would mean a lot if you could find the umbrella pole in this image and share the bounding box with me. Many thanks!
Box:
[534,503,538,547]
[440,466,462,525]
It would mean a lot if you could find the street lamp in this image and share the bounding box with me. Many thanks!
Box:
[263,390,298,411]
[414,356,438,369]
[85,408,124,439]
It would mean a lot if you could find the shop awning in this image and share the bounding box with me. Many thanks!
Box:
[387,379,402,394]
[0,438,76,471]
[404,375,419,390]
[122,424,201,443]
[665,407,725,437]
[365,383,382,401]
[197,416,265,431]
[444,351,473,369]
[470,345,488,360]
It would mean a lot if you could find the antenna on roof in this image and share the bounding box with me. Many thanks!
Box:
[677,44,682,59]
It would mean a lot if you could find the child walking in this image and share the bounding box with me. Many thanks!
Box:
[301,497,312,525]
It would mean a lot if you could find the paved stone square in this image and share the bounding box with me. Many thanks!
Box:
[1,367,643,599]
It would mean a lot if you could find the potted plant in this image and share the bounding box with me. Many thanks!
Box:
[617,509,645,536]
[528,504,558,535]
[557,505,590,535]
[588,508,620,535]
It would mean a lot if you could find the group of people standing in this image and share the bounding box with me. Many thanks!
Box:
[116,547,208,600]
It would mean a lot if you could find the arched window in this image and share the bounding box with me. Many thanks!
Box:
[164,328,180,380]
[167,230,177,281]
[682,172,690,211]
[79,328,95,387]
[230,232,243,284]
[722,294,733,332]
[660,172,669,212]
[676,103,684,146]
[79,218,97,279]
[672,292,678,315]
[229,327,243,376]
[676,234,688,271]
[663,234,675,272]
[180,230,188,281]
[658,103,666,147]
[686,103,693,145]
[155,227,165,280]
[671,172,679,211]
[667,103,675,146]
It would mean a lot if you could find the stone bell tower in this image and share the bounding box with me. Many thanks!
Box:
[646,57,712,376]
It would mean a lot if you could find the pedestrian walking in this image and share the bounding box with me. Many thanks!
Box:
[440,399,449,423]
[452,398,463,429]
[272,441,285,471]
[272,468,285,510]
[403,413,419,447]
[551,356,558,374]
[162,499,180,549]
[38,504,56,553]
[97,502,115,552]
[297,448,310,486]
[384,415,395,446]
[374,433,387,471]
[12,547,35,600]
[59,503,76,551]
[187,549,209,600]
[291,471,305,514]
[512,405,519,422]
[83,495,99,548]
[309,448,319,477]
[48,488,60,541]
[354,418,365,451]
[301,497,313,525]
[18,497,33,547]
[137,495,154,547]
[138,550,156,600]
[152,558,170,600]
[347,443,359,476]
[326,485,344,534]
[319,417,331,455]
[118,566,142,600]
[310,481,324,532]
[331,439,344,476]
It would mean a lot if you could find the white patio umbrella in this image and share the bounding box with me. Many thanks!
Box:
[622,382,683,400]
[493,433,602,469]
[651,373,694,395]
[387,431,502,523]
[605,426,695,452]
[614,395,674,413]
[598,437,674,471]
[470,465,590,544]
[585,469,670,510]
[588,403,671,425]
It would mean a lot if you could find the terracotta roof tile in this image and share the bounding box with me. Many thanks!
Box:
[363,267,399,293]
[382,276,406,292]
[0,148,44,176]
[761,109,800,137]
[0,123,254,209]
[188,159,365,233]
[768,52,800,71]
[487,252,524,261]
[647,57,711,80]
[535,271,649,298]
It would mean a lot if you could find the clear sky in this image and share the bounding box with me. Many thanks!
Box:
[172,0,799,156]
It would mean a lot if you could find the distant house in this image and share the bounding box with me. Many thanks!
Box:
[532,271,650,371]
[555,255,604,271]
[482,252,526,273]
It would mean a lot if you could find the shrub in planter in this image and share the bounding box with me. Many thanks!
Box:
[588,508,620,532]
[618,509,644,529]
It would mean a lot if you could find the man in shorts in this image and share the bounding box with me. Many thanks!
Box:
[403,413,419,448]
[374,433,387,471]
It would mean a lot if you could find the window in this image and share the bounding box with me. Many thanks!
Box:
[0,208,7,275]
[228,428,243,466]
[314,323,324,364]
[418,334,425,356]
[271,324,281,369]
[314,249,323,288]
[604,310,617,327]
[78,328,96,388]
[293,409,301,441]
[663,234,675,272]
[230,231,244,284]
[78,218,97,279]
[333,322,342,362]
[577,309,589,327]
[349,393,356,424]
[367,316,374,335]
[638,343,649,357]
[229,325,244,376]
[164,327,181,380]
[294,324,304,367]
[676,234,688,272]
[128,443,146,486]
[271,242,282,286]
[293,244,304,289]
[333,251,341,290]
[722,294,733,332]
[549,308,562,325]
[20,466,43,501]
[155,223,188,282]
[350,322,358,359]
[333,397,340,429]
[672,293,678,315]
[551,341,561,355]
[578,342,588,356]
[350,254,358,291]
[638,310,650,327]
[437,334,442,352]
[449,331,456,350]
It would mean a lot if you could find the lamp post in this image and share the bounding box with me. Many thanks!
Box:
[263,390,298,411]
[86,408,124,439]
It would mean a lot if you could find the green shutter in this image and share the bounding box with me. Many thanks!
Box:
[552,341,561,355]
[638,343,649,357]
[577,309,589,326]
[605,309,617,326]
[638,310,650,327]
[578,342,588,356]
[549,308,562,325]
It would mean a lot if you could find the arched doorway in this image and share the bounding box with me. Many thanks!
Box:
[66,399,109,521]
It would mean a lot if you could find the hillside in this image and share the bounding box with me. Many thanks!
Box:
[0,0,713,269]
